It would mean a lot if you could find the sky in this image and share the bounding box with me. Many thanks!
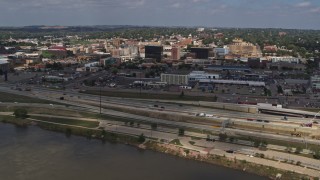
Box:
[0,0,320,29]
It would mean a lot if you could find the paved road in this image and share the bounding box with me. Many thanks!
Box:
[4,83,317,122]
[0,85,319,146]
[179,137,320,177]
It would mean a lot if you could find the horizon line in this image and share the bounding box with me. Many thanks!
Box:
[0,24,319,31]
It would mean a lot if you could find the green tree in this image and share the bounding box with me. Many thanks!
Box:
[101,130,107,137]
[286,146,293,153]
[254,140,260,147]
[65,128,72,138]
[13,108,28,119]
[178,128,185,136]
[295,147,302,154]
[266,89,272,96]
[149,71,155,77]
[179,91,184,98]
[313,150,320,159]
[229,137,235,143]
[151,123,157,130]
[218,133,228,141]
[260,140,268,147]
[277,85,283,94]
[138,133,146,143]
[111,68,118,75]
[213,96,218,102]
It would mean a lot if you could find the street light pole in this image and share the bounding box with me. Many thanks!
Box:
[311,110,320,123]
[100,85,102,115]
[303,137,308,150]
[140,73,142,95]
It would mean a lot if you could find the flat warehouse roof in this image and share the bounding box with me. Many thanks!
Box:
[199,79,265,86]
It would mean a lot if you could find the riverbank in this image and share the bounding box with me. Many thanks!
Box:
[0,115,315,180]
[144,141,314,180]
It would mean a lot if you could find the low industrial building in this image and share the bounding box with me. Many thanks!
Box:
[0,61,9,74]
[184,59,212,66]
[100,57,121,67]
[204,65,252,73]
[267,56,300,63]
[43,76,67,83]
[161,73,189,85]
[214,47,229,58]
[311,75,320,93]
[199,79,265,87]
[267,62,306,71]
[188,71,220,81]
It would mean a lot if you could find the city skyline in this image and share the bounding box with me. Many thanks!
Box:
[0,0,320,29]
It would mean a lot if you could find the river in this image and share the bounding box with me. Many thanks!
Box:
[0,123,268,180]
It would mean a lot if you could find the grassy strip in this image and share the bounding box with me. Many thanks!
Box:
[0,106,87,118]
[189,141,196,145]
[239,136,320,153]
[292,108,320,113]
[30,115,99,128]
[0,114,141,145]
[81,90,218,102]
[0,115,30,126]
[170,139,183,146]
[0,92,58,104]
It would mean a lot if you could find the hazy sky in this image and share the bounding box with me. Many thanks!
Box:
[0,0,320,29]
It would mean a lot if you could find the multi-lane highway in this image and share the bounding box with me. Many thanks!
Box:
[0,84,319,146]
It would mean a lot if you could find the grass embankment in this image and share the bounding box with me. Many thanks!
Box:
[30,116,99,128]
[292,108,320,113]
[0,92,57,104]
[145,141,312,180]
[81,90,218,102]
[0,115,30,126]
[0,106,90,118]
[37,122,140,144]
[0,114,141,145]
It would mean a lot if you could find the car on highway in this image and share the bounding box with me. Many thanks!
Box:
[226,150,234,153]
[196,113,206,117]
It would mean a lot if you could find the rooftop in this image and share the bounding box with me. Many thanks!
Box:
[0,60,9,65]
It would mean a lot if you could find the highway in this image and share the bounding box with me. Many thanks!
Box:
[16,85,320,132]
[0,84,319,146]
[12,85,316,124]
